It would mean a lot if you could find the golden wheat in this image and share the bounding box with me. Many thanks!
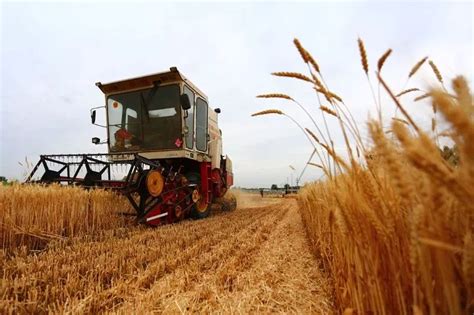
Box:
[408,56,428,78]
[266,39,473,314]
[414,92,432,102]
[428,60,443,83]
[271,71,314,83]
[319,105,338,117]
[256,93,293,100]
[396,88,420,97]
[250,109,284,117]
[377,48,392,72]
[357,38,369,74]
[305,128,320,143]
[293,38,321,73]
[327,90,343,102]
[391,117,410,125]
[293,38,309,62]
[0,184,131,254]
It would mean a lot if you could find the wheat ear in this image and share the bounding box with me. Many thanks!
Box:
[408,56,428,78]
[320,106,338,117]
[377,49,392,72]
[272,72,314,83]
[414,93,431,102]
[256,93,293,100]
[428,60,443,83]
[396,88,420,97]
[251,109,284,117]
[358,38,369,75]
[293,38,320,73]
[305,128,320,143]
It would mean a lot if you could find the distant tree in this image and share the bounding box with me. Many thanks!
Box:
[440,145,459,166]
[0,176,11,186]
[271,184,278,190]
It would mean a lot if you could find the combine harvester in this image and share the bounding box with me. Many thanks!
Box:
[27,67,236,226]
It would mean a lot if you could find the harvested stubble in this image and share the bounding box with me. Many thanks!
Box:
[0,184,131,254]
[0,199,331,314]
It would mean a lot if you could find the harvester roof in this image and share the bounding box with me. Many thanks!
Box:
[95,67,207,99]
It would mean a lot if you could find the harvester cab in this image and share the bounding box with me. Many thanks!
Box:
[27,67,235,225]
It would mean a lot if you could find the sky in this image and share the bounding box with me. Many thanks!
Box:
[1,0,473,188]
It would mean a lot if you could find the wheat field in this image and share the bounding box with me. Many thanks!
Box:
[0,184,133,255]
[254,39,473,314]
[1,38,472,314]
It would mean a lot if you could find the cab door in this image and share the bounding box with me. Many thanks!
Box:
[183,85,195,150]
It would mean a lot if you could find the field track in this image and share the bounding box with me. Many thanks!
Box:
[1,196,331,314]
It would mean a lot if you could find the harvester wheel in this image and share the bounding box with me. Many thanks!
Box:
[186,172,210,219]
[192,196,210,219]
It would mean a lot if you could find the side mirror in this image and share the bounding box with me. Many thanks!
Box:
[92,137,100,145]
[214,108,221,114]
[90,106,106,128]
[180,94,191,110]
[91,110,97,124]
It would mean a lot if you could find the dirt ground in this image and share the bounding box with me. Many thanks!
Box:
[0,194,332,314]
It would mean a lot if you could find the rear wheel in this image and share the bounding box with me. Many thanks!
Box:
[186,172,211,219]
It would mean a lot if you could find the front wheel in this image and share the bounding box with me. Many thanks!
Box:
[186,172,211,219]
[191,192,210,219]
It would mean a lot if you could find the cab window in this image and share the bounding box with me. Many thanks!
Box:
[195,98,208,151]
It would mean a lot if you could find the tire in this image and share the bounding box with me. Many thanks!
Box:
[186,172,211,219]
[191,199,210,219]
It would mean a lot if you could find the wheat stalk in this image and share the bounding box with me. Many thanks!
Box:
[378,73,421,133]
